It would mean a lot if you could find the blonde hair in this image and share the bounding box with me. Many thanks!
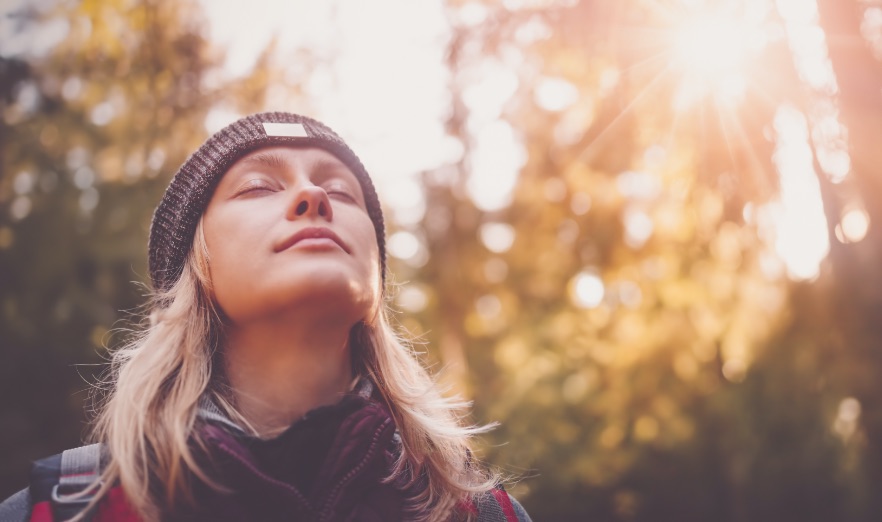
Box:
[85,222,497,521]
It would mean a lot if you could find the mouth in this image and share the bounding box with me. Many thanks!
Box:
[276,226,351,254]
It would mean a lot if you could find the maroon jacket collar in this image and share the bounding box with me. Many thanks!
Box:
[187,378,409,521]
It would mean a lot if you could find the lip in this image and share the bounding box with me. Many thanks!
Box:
[275,226,350,254]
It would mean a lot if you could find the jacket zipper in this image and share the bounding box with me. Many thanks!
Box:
[215,441,317,517]
[316,417,392,521]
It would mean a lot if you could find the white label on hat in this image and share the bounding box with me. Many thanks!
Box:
[262,122,308,137]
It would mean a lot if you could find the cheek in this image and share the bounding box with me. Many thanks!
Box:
[203,220,251,304]
[203,243,236,311]
[364,233,384,310]
[359,226,382,283]
[204,228,233,280]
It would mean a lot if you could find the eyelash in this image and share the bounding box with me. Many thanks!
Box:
[234,181,356,202]
[235,180,274,196]
[325,185,355,201]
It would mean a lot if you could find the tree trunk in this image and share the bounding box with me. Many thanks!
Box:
[816,1,882,518]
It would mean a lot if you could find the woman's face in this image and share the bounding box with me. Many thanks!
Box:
[202,146,380,325]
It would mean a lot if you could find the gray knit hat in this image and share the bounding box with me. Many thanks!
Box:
[148,112,386,293]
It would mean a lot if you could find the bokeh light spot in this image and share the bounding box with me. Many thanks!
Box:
[0,227,14,249]
[570,192,592,215]
[13,171,35,195]
[722,359,747,383]
[634,416,659,442]
[534,77,579,112]
[388,231,421,260]
[483,258,509,284]
[475,294,502,319]
[10,196,32,221]
[770,104,829,280]
[396,285,428,313]
[480,222,516,253]
[623,208,654,249]
[467,120,526,211]
[571,270,605,309]
[544,177,567,202]
[835,207,869,244]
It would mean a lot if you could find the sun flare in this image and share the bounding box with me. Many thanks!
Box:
[668,9,765,107]
[674,15,749,76]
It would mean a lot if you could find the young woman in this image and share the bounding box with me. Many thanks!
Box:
[0,113,531,521]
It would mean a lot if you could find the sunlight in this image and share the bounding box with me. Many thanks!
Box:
[467,120,526,211]
[776,0,837,94]
[661,0,837,281]
[769,104,829,280]
[674,15,747,76]
[200,0,451,225]
[764,0,842,279]
[669,7,766,107]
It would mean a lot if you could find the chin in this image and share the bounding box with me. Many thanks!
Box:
[227,278,376,325]
[296,276,374,310]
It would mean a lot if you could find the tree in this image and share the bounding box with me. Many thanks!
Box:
[815,0,882,518]
[393,0,872,519]
[0,0,282,496]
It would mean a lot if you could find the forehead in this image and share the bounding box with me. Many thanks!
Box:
[226,145,351,175]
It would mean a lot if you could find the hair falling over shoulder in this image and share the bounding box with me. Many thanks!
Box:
[83,222,499,522]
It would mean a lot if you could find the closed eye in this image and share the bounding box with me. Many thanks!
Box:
[233,179,277,197]
[325,183,358,202]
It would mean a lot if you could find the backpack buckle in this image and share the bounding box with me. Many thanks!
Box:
[50,482,102,505]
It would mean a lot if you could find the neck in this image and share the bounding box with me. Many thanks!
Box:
[222,312,356,438]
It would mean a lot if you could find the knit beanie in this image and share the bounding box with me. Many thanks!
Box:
[148,112,386,293]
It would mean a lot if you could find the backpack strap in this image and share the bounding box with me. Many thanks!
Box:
[0,488,31,522]
[491,488,518,521]
[473,486,533,522]
[50,444,104,521]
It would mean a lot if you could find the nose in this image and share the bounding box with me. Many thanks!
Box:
[286,185,333,221]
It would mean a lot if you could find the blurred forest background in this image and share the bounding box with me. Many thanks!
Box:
[3,0,882,520]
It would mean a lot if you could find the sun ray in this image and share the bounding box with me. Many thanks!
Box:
[577,63,675,164]
[721,101,780,200]
[711,98,741,177]
[617,47,678,76]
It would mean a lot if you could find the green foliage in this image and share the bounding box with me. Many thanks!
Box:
[0,0,224,495]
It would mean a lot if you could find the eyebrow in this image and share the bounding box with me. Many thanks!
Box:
[237,150,287,171]
[311,152,351,174]
[236,151,350,175]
